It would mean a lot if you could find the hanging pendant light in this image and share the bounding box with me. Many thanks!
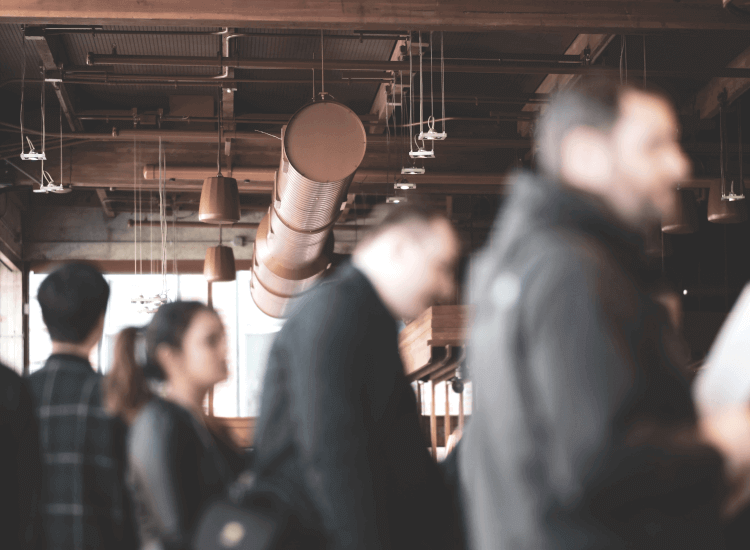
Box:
[719,100,745,201]
[662,189,699,234]
[708,182,748,223]
[199,91,240,223]
[204,226,236,282]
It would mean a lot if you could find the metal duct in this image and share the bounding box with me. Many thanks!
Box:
[251,100,367,318]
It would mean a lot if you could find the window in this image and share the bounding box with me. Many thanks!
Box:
[29,270,284,417]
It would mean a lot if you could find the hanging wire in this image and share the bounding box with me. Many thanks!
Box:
[60,103,63,187]
[133,136,137,277]
[40,64,45,155]
[138,141,143,277]
[619,35,627,84]
[408,33,414,154]
[150,191,154,275]
[430,31,434,124]
[158,137,168,297]
[418,30,424,138]
[441,31,446,134]
[216,87,222,176]
[400,69,405,167]
[320,30,325,97]
[20,27,26,154]
[172,197,177,279]
[643,35,647,89]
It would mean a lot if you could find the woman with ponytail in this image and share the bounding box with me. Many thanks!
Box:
[105,301,244,550]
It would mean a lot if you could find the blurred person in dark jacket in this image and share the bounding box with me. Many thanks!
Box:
[27,263,136,550]
[251,204,461,550]
[0,362,42,550]
[459,79,750,550]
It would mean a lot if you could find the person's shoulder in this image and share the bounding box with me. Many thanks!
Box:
[129,398,181,445]
[285,265,370,325]
[0,361,21,385]
[0,362,23,410]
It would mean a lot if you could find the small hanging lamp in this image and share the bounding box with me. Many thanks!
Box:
[662,189,699,234]
[204,226,236,282]
[708,183,748,223]
[199,91,240,224]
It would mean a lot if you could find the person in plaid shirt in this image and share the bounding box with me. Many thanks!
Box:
[27,263,135,550]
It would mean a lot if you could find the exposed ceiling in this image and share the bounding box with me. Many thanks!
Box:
[0,3,748,311]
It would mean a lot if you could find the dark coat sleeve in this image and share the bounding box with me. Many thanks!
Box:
[520,245,725,547]
[283,289,385,550]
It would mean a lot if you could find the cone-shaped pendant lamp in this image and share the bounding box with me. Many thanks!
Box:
[199,175,240,223]
[204,226,236,282]
[199,92,240,224]
[204,245,236,282]
[662,189,699,234]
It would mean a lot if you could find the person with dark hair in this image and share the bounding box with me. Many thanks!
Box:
[251,203,462,550]
[26,263,135,550]
[0,362,42,550]
[105,301,244,550]
[458,78,750,550]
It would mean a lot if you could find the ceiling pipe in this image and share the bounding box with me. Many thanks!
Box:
[43,26,406,40]
[141,165,507,186]
[127,219,369,232]
[86,53,750,79]
[251,100,367,318]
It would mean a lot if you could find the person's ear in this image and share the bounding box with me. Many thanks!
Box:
[559,126,613,190]
[155,343,180,379]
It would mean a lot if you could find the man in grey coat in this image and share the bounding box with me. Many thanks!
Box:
[459,79,750,549]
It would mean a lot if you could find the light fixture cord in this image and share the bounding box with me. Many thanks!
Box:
[216,88,222,176]
[720,102,726,196]
[643,35,647,89]
[409,32,414,153]
[419,30,424,136]
[133,136,137,277]
[320,30,325,96]
[219,224,223,246]
[159,137,168,296]
[20,26,26,154]
[738,99,743,196]
[430,31,434,124]
[59,102,63,186]
[441,31,446,133]
[41,64,45,155]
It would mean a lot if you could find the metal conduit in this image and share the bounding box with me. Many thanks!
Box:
[251,100,367,318]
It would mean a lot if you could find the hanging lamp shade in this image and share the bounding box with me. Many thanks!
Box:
[708,184,748,224]
[662,189,699,234]
[199,175,240,224]
[204,245,236,282]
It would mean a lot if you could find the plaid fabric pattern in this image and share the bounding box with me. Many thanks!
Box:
[27,354,129,550]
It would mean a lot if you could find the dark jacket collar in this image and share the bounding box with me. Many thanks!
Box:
[334,260,394,321]
[518,172,643,246]
[45,353,95,373]
[508,171,655,285]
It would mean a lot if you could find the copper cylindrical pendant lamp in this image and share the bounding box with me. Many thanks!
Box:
[204,245,236,282]
[708,184,748,224]
[662,189,699,234]
[199,175,240,223]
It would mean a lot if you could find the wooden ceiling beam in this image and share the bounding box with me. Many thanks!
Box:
[695,44,750,120]
[2,1,749,32]
[518,34,615,138]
